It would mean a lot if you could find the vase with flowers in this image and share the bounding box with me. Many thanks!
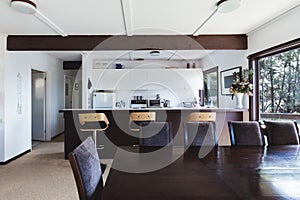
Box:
[229,69,253,109]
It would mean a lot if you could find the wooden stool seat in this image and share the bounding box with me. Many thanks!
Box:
[129,112,156,131]
[78,113,109,149]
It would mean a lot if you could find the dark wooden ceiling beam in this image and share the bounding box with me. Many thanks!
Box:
[7,34,247,51]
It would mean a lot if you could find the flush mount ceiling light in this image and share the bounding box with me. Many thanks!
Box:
[192,0,241,36]
[10,0,67,37]
[217,0,241,13]
[11,0,36,14]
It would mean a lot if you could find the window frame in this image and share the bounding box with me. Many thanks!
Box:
[248,37,300,121]
[203,66,219,107]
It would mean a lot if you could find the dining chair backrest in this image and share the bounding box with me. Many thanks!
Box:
[228,121,265,146]
[264,121,299,145]
[185,112,217,147]
[68,137,103,200]
[140,122,171,147]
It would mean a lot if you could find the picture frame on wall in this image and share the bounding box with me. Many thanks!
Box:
[220,66,241,95]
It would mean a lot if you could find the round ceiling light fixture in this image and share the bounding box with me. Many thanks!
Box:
[150,50,160,56]
[11,0,37,15]
[217,0,241,13]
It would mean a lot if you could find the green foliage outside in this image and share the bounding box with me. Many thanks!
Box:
[259,48,300,113]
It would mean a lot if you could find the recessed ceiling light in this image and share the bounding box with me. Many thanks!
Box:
[11,0,37,15]
[217,0,241,13]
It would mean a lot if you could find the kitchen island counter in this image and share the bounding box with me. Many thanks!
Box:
[60,108,247,158]
[60,107,246,112]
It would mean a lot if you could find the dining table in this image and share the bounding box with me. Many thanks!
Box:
[101,145,300,199]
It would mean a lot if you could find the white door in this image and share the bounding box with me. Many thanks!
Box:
[65,76,73,109]
[32,71,46,141]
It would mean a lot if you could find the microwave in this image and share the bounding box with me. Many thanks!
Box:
[148,99,163,108]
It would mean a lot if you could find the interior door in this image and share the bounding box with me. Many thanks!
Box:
[65,76,73,108]
[32,71,46,141]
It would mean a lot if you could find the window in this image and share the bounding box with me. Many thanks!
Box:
[248,38,300,121]
[259,48,300,116]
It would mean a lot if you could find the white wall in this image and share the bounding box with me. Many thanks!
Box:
[91,69,203,108]
[200,50,248,108]
[248,6,300,54]
[83,55,202,108]
[0,43,64,161]
[0,35,5,161]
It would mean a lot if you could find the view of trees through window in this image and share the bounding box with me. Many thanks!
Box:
[259,48,300,114]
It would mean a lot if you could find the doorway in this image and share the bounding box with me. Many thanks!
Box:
[31,70,46,142]
[64,75,74,109]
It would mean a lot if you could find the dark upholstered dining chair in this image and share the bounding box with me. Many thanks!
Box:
[68,137,104,200]
[139,122,172,147]
[228,121,265,146]
[184,112,217,147]
[264,121,299,145]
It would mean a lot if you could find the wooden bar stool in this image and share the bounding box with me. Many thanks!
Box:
[79,113,109,149]
[187,112,216,122]
[185,112,217,146]
[129,112,156,131]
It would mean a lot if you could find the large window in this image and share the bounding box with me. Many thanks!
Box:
[259,48,300,115]
[248,38,300,121]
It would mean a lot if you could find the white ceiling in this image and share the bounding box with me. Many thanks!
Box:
[1,0,300,61]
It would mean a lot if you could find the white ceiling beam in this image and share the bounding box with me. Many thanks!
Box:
[121,0,133,36]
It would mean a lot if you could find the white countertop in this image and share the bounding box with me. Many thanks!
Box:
[60,107,248,112]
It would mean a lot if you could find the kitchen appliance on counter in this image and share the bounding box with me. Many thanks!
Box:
[131,100,148,109]
[93,91,115,108]
[148,99,163,108]
[182,99,198,108]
